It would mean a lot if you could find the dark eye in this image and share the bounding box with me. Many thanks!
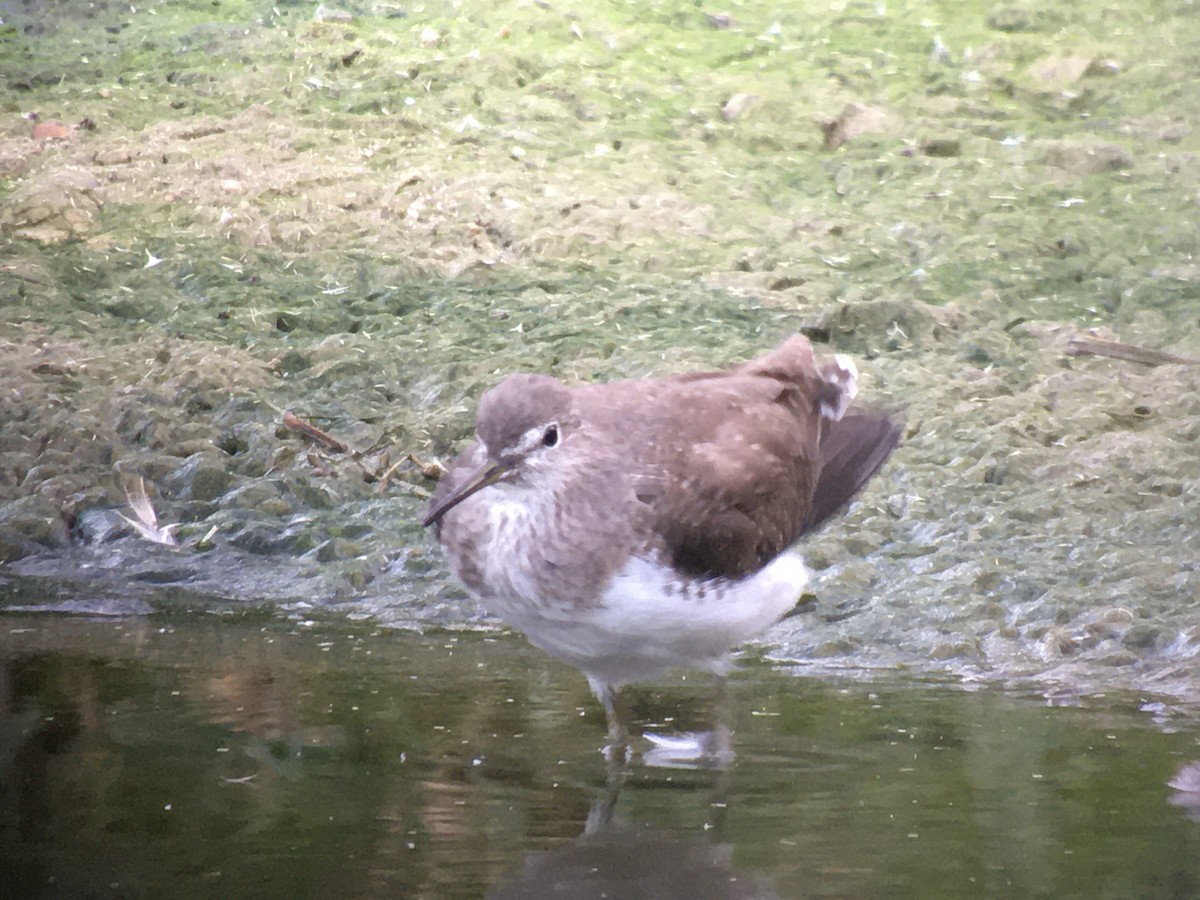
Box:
[542,424,559,448]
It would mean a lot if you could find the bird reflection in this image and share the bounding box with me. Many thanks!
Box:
[487,773,778,900]
[1167,761,1200,823]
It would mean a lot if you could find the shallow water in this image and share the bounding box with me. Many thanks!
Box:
[3,609,1198,899]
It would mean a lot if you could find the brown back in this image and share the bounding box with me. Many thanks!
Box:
[583,337,900,579]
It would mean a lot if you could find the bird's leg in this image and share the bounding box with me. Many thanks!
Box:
[584,765,628,835]
[642,673,736,768]
[705,673,735,764]
[589,677,633,766]
[699,677,737,835]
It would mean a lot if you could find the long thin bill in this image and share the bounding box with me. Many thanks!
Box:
[422,460,508,527]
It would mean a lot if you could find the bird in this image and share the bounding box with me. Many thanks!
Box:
[423,335,900,758]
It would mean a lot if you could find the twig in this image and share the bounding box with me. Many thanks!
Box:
[282,411,349,453]
[1066,334,1200,367]
[379,453,446,492]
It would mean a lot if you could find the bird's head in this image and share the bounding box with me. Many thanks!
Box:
[422,374,578,527]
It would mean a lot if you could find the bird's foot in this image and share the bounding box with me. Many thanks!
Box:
[642,727,735,769]
[601,739,634,766]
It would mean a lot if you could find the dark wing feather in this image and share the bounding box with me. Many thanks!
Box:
[805,412,901,534]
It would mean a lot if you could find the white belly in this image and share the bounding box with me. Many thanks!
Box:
[486,551,810,688]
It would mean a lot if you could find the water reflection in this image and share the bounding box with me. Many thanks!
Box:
[1168,762,1200,824]
[1,611,1199,897]
[489,786,777,899]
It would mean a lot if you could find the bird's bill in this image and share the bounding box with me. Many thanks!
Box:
[421,459,510,528]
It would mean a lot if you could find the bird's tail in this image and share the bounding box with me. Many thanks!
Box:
[805,412,902,533]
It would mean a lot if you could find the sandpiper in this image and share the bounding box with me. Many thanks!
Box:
[424,335,900,755]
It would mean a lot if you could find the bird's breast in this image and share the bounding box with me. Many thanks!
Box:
[442,484,606,615]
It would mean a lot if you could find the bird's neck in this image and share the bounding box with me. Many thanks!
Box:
[447,457,627,613]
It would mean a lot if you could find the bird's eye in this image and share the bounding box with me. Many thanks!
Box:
[542,424,560,448]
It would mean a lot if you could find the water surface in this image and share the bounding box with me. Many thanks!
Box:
[2,610,1198,899]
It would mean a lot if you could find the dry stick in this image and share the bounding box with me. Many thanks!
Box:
[1066,335,1200,367]
[378,456,407,491]
[282,410,349,453]
[379,453,445,492]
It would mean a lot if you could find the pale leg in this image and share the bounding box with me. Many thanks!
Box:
[589,677,633,765]
[643,674,735,768]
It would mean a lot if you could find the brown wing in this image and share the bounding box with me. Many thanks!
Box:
[644,378,819,578]
[621,337,898,579]
[593,338,824,580]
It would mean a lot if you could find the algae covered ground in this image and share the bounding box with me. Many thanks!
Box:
[1,0,1198,702]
